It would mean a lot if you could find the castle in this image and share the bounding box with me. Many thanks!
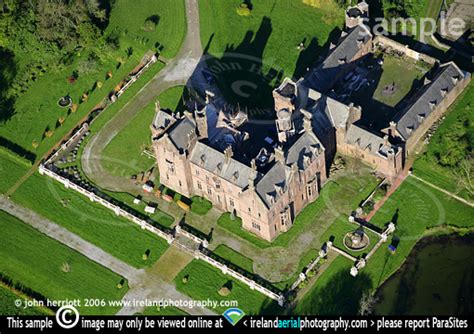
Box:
[151,2,470,241]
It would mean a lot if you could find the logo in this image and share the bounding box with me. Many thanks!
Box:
[56,305,80,329]
[222,308,245,326]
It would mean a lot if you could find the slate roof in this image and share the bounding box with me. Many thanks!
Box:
[345,124,393,157]
[189,141,256,189]
[286,131,324,169]
[168,117,197,151]
[304,24,372,92]
[255,162,291,208]
[394,62,466,140]
[152,109,175,130]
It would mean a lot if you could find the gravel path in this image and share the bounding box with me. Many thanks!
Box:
[82,0,205,192]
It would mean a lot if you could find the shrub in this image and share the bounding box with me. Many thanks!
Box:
[70,103,78,113]
[190,196,212,215]
[236,3,251,16]
[218,286,231,296]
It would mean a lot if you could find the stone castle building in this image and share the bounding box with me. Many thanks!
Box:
[151,3,470,241]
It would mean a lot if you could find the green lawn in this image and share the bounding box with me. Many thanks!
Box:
[363,177,474,289]
[212,244,254,273]
[0,285,49,315]
[295,255,370,315]
[11,172,169,268]
[101,85,187,178]
[372,55,428,107]
[320,217,381,258]
[106,0,186,59]
[0,149,31,194]
[190,196,213,215]
[0,211,127,315]
[217,167,378,250]
[217,213,271,249]
[175,260,280,314]
[0,0,186,163]
[273,248,319,291]
[271,173,379,248]
[413,83,473,201]
[297,176,474,314]
[199,0,344,110]
[103,190,175,228]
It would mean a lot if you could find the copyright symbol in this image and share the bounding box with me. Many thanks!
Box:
[14,299,22,308]
[56,305,79,329]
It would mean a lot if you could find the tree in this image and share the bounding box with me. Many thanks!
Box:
[358,292,378,315]
[453,158,474,198]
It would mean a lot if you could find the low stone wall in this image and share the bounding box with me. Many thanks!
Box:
[196,250,284,305]
[116,54,157,97]
[39,165,174,244]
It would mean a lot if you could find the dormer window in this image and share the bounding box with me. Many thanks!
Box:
[452,76,459,85]
[406,125,414,135]
[354,137,361,146]
[338,57,347,64]
[365,143,372,151]
[232,171,239,181]
[216,162,222,172]
[417,113,425,123]
[440,87,448,97]
[429,100,437,110]
[200,154,206,165]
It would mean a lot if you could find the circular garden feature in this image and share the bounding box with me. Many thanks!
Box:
[58,95,73,108]
[343,229,370,252]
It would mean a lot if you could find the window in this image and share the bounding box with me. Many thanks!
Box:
[206,176,210,182]
[195,170,200,176]
[217,195,221,203]
[258,212,261,218]
[197,181,202,190]
[248,207,251,213]
[229,198,234,207]
[178,180,182,187]
[207,187,212,195]
[165,159,175,173]
[166,174,169,180]
[252,221,261,231]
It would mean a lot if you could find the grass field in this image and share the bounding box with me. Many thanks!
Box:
[101,85,187,179]
[0,211,127,315]
[297,175,474,314]
[148,246,193,282]
[413,83,473,201]
[199,0,344,110]
[106,0,186,60]
[364,177,474,288]
[11,172,169,268]
[0,0,186,166]
[175,260,279,314]
[103,191,175,228]
[0,150,31,194]
[0,285,49,315]
[212,245,254,273]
